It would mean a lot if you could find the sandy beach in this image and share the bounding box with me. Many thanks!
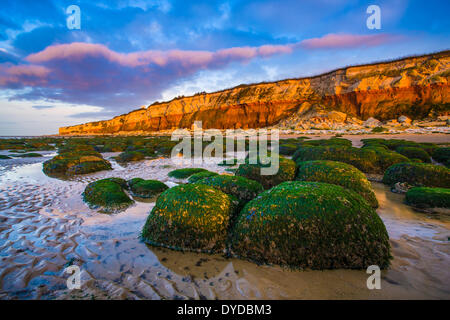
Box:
[0,134,449,300]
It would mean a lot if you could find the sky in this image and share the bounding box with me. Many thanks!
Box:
[0,0,449,135]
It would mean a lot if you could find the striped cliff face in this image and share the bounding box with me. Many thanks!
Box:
[59,51,450,135]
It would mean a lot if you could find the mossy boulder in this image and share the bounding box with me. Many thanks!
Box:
[168,168,207,179]
[127,178,168,198]
[432,147,450,167]
[187,171,219,183]
[302,138,353,147]
[279,143,298,156]
[363,146,410,172]
[43,151,111,176]
[395,146,431,163]
[141,184,238,253]
[83,178,134,212]
[296,160,378,207]
[235,156,296,189]
[405,187,450,209]
[293,145,408,174]
[383,162,450,188]
[0,155,11,159]
[10,152,43,158]
[230,181,391,269]
[196,175,264,206]
[116,151,145,163]
[293,145,378,173]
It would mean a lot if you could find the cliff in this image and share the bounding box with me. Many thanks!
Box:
[59,51,450,135]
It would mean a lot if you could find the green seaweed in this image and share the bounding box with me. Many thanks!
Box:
[141,184,238,253]
[83,178,134,212]
[230,181,391,269]
[296,160,378,207]
[382,162,450,187]
[405,187,450,209]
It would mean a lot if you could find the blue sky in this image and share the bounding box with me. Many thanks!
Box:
[0,0,449,135]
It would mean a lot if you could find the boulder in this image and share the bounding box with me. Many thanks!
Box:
[295,160,378,207]
[141,184,238,253]
[230,181,391,269]
[363,117,382,128]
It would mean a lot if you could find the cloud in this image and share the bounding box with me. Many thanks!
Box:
[31,105,54,109]
[1,33,396,111]
[300,33,396,49]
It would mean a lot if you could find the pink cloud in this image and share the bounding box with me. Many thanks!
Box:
[300,33,394,49]
[0,64,50,86]
[2,33,397,111]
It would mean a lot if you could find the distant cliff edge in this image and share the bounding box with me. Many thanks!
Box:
[59,50,450,135]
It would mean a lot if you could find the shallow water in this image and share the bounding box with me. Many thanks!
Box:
[0,154,449,299]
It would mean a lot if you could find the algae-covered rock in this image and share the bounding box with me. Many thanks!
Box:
[196,175,264,206]
[302,138,352,147]
[432,147,450,167]
[127,178,168,198]
[0,155,12,159]
[66,161,112,175]
[293,145,407,174]
[296,160,378,207]
[43,150,111,176]
[405,187,450,209]
[235,156,296,189]
[116,151,145,163]
[293,145,378,173]
[168,168,207,179]
[231,181,391,269]
[362,146,410,172]
[279,143,298,156]
[187,171,219,183]
[83,178,134,212]
[395,146,431,163]
[382,162,450,188]
[10,153,43,158]
[141,184,238,253]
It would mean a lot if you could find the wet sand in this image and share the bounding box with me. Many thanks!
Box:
[0,148,449,299]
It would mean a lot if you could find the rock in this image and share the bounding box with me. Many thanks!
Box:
[187,171,219,183]
[398,115,412,125]
[235,156,297,189]
[230,181,391,269]
[59,52,450,135]
[83,178,134,212]
[395,146,431,163]
[116,151,145,163]
[405,187,450,209]
[432,147,450,167]
[195,175,264,206]
[295,160,378,207]
[391,182,411,194]
[43,150,112,176]
[382,162,450,188]
[327,111,347,122]
[141,184,238,253]
[127,178,168,198]
[168,168,208,179]
[363,117,382,128]
[385,119,399,126]
[279,143,299,156]
[293,145,407,174]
